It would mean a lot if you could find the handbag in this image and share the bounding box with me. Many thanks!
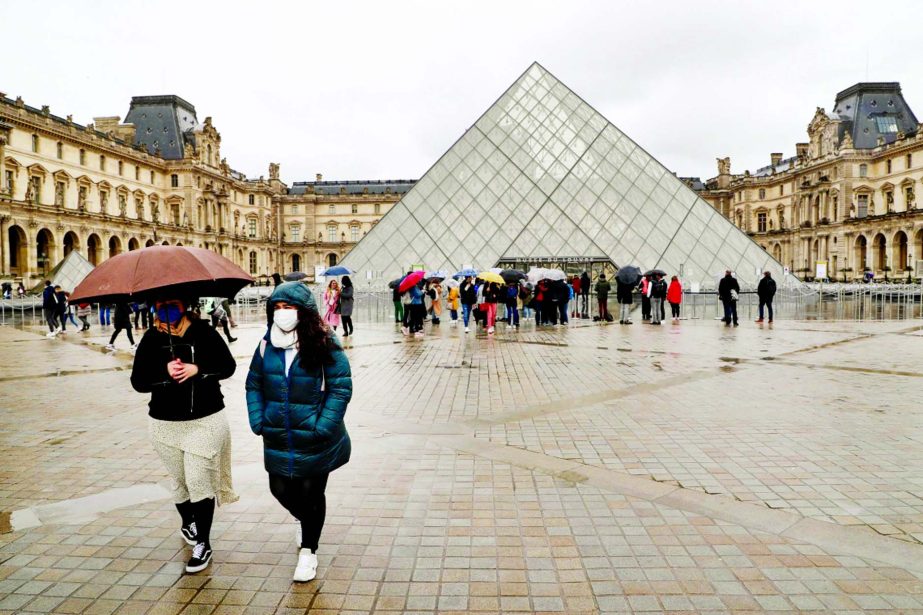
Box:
[730,289,739,302]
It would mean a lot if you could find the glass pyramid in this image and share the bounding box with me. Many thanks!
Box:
[341,62,783,289]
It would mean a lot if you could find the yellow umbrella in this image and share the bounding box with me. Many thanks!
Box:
[477,271,504,284]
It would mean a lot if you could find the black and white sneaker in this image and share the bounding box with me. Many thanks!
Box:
[185,542,212,573]
[180,522,197,546]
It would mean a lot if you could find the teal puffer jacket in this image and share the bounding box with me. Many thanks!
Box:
[245,282,352,477]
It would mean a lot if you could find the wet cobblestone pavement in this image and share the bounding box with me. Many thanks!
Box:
[2,316,923,613]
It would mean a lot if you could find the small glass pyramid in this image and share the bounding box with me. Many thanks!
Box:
[341,62,783,289]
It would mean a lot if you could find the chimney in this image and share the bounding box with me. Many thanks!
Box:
[770,153,783,166]
[796,143,809,158]
[94,116,121,133]
[315,173,323,182]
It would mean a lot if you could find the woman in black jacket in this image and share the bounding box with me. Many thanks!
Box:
[130,297,238,574]
[459,276,477,333]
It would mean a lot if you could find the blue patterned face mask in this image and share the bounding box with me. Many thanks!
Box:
[156,305,183,324]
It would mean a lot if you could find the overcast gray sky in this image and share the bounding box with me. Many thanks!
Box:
[4,0,922,184]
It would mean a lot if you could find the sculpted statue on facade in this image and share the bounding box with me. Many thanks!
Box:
[717,157,730,175]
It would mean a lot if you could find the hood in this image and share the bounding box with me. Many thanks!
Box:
[268,282,318,312]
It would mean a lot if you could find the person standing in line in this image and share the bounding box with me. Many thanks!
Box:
[533,280,546,326]
[580,271,591,318]
[42,281,60,338]
[17,282,26,298]
[246,282,352,583]
[648,274,665,325]
[106,302,136,350]
[570,275,582,319]
[131,295,238,574]
[595,274,611,322]
[459,276,477,333]
[76,302,92,331]
[339,276,355,337]
[556,280,570,326]
[756,271,777,323]
[430,280,443,325]
[100,303,112,327]
[407,281,425,337]
[506,282,520,329]
[666,275,683,322]
[616,276,633,324]
[323,280,341,333]
[447,283,460,326]
[639,275,651,321]
[392,282,404,324]
[519,282,533,321]
[718,269,740,327]
[484,281,500,334]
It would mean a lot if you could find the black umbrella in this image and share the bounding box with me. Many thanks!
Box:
[388,276,405,289]
[500,269,527,283]
[616,266,642,285]
[643,268,666,277]
[284,271,308,281]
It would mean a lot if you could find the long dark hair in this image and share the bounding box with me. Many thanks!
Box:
[294,306,336,369]
[265,302,336,369]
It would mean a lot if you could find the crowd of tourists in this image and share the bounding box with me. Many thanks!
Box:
[387,267,778,335]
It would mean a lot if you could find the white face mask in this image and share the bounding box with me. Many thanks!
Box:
[273,309,299,331]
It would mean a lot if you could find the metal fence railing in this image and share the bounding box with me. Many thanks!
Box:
[4,281,922,327]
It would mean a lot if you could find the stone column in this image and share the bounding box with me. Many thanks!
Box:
[0,216,8,277]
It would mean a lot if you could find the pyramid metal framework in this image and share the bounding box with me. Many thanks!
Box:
[341,63,784,288]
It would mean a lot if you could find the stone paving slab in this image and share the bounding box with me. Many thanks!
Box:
[1,317,923,613]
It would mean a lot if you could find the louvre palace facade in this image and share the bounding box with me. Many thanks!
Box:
[687,82,923,281]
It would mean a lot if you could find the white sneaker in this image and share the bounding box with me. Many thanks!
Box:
[105,343,115,350]
[414,331,424,338]
[293,548,317,582]
[487,326,494,334]
[45,331,57,338]
[401,327,409,336]
[464,327,470,333]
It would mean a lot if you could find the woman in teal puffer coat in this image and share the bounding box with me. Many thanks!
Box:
[245,282,352,583]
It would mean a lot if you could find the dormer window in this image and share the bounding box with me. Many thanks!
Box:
[875,116,899,134]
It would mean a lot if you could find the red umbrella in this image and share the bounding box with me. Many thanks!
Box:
[70,245,254,303]
[397,270,425,294]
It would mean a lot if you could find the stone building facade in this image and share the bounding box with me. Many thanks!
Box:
[687,82,923,281]
[0,92,412,287]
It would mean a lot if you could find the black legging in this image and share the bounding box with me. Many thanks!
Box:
[109,325,135,345]
[269,473,329,552]
[670,302,680,317]
[342,316,353,336]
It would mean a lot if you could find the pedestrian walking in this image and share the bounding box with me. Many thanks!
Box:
[222,298,237,328]
[459,276,477,333]
[579,271,590,318]
[667,275,683,321]
[447,284,460,325]
[245,282,352,583]
[323,280,341,332]
[718,270,740,327]
[17,282,26,298]
[595,274,611,322]
[616,277,633,324]
[54,286,69,332]
[339,276,355,337]
[76,302,92,331]
[648,274,666,325]
[209,300,237,343]
[134,302,149,330]
[639,275,651,321]
[106,302,136,350]
[42,281,61,337]
[131,296,238,574]
[756,271,777,323]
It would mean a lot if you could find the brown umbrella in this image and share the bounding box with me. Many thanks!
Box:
[70,245,253,303]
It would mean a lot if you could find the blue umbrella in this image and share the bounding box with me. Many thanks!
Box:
[425,270,448,281]
[322,265,354,276]
[453,267,478,279]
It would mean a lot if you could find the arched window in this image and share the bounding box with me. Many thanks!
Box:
[249,251,258,274]
[291,254,301,272]
[327,253,338,267]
